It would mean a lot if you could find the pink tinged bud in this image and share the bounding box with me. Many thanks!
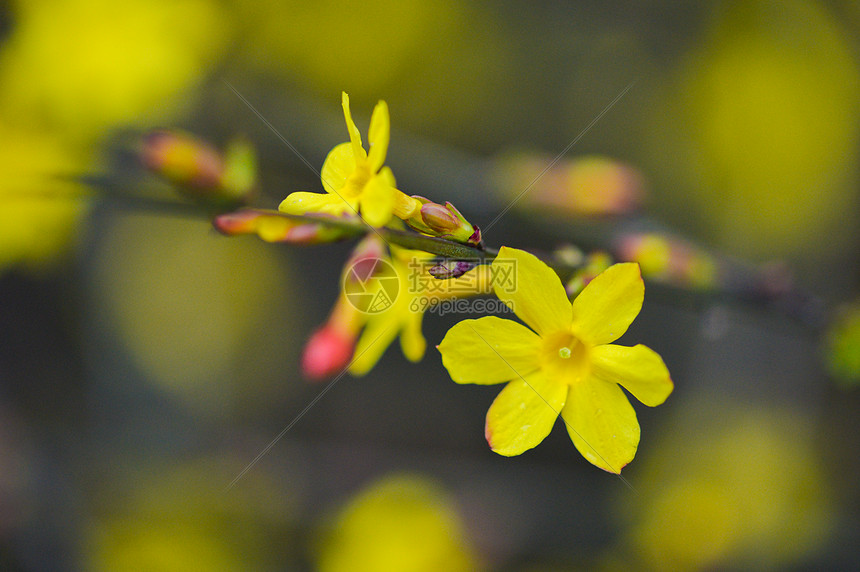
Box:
[616,232,717,289]
[302,325,356,381]
[556,157,645,216]
[213,209,356,243]
[444,202,483,247]
[407,200,481,246]
[213,209,260,235]
[617,233,671,278]
[420,203,460,232]
[429,260,477,279]
[142,131,224,191]
[492,153,645,217]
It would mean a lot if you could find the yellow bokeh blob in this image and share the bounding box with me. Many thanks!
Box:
[661,0,860,257]
[0,122,89,270]
[0,0,230,271]
[239,0,459,95]
[85,458,292,571]
[826,299,860,386]
[317,474,478,572]
[616,399,833,570]
[0,0,229,141]
[90,214,299,416]
[236,0,507,134]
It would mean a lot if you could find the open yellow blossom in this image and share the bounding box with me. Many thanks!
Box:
[350,247,493,376]
[280,92,413,227]
[438,246,672,472]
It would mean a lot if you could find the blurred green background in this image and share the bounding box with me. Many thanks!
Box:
[1,0,859,570]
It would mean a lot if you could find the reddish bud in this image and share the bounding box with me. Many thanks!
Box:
[616,232,717,289]
[492,153,645,217]
[142,130,257,209]
[213,209,358,243]
[405,199,481,246]
[213,209,264,236]
[302,325,356,381]
[420,202,459,233]
[142,131,224,191]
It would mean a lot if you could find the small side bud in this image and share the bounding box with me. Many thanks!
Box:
[616,232,717,289]
[303,295,365,382]
[142,130,257,209]
[404,198,482,247]
[491,152,645,217]
[142,130,223,191]
[420,203,459,232]
[213,209,357,243]
[302,325,355,381]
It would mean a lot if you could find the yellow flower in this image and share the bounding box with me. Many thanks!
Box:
[280,92,412,227]
[349,247,492,376]
[438,247,672,472]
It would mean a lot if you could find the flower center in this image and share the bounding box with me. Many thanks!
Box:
[541,331,590,384]
[344,163,372,198]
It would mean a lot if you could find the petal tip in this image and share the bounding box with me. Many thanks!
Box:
[607,464,624,475]
[484,420,503,454]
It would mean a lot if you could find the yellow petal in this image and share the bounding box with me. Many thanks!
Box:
[485,371,567,456]
[590,344,673,407]
[341,92,367,162]
[360,171,396,227]
[571,262,644,345]
[399,308,426,363]
[321,142,357,196]
[378,164,397,187]
[393,189,421,220]
[349,315,399,377]
[492,246,571,336]
[278,191,355,217]
[561,377,640,473]
[367,100,390,173]
[438,316,541,385]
